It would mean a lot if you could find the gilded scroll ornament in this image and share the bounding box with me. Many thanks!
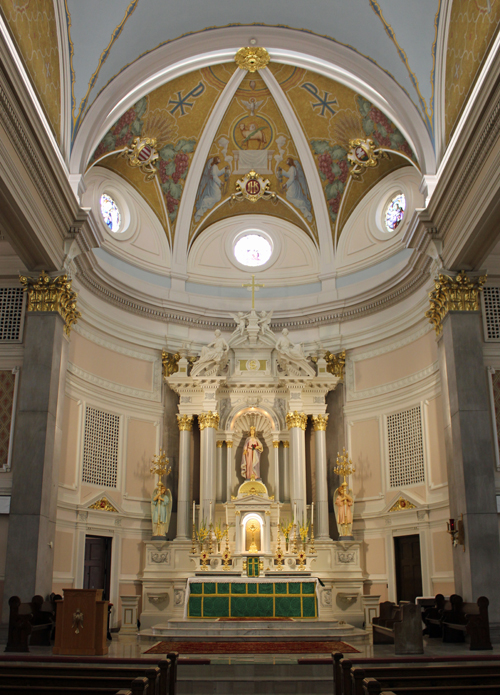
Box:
[232,170,276,203]
[286,411,308,430]
[425,271,487,335]
[198,411,220,430]
[88,497,118,512]
[389,496,416,512]
[122,136,159,181]
[177,414,194,431]
[324,350,346,379]
[162,351,180,377]
[235,46,270,72]
[347,138,389,180]
[312,414,329,431]
[19,271,81,335]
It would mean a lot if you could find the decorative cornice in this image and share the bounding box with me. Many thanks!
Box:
[425,271,486,335]
[389,496,417,513]
[67,362,161,402]
[162,350,180,377]
[286,411,308,430]
[20,271,80,335]
[177,414,194,431]
[325,351,345,379]
[88,496,118,512]
[311,414,329,431]
[198,411,220,430]
[346,360,439,401]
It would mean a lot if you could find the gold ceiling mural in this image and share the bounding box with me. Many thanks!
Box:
[269,63,417,244]
[88,65,232,245]
[445,0,500,143]
[190,69,317,242]
[0,0,60,141]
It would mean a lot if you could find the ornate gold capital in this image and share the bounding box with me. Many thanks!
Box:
[226,440,233,448]
[325,350,346,379]
[273,441,280,448]
[216,440,224,448]
[198,411,220,430]
[282,441,290,449]
[235,46,270,72]
[286,411,308,430]
[426,271,487,335]
[162,351,180,377]
[312,414,329,431]
[19,271,80,335]
[177,414,193,431]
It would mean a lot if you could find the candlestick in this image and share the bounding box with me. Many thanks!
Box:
[193,500,195,526]
[294,502,297,522]
[210,500,212,524]
[311,502,314,525]
[226,505,229,527]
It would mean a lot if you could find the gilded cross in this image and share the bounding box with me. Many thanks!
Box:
[242,274,264,309]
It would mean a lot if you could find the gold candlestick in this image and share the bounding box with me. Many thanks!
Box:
[292,523,298,554]
[309,521,316,554]
[222,525,232,570]
[275,526,284,571]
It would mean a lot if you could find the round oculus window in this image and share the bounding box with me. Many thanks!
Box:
[384,193,406,232]
[100,193,121,233]
[233,233,272,267]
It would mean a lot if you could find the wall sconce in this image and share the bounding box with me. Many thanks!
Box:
[447,514,465,551]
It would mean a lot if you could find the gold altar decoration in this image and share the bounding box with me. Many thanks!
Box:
[122,136,159,181]
[235,46,270,72]
[162,351,180,377]
[311,414,329,431]
[195,522,209,553]
[200,550,209,570]
[88,497,118,513]
[213,521,228,552]
[347,138,389,180]
[177,414,194,431]
[325,350,346,379]
[426,271,487,335]
[389,496,417,512]
[247,519,260,553]
[280,519,293,552]
[275,526,284,570]
[286,411,308,430]
[292,521,299,554]
[309,519,316,554]
[299,522,310,552]
[233,170,276,204]
[238,475,268,497]
[242,274,265,309]
[150,450,171,479]
[222,524,232,570]
[19,271,81,335]
[198,411,220,430]
[297,550,307,571]
[334,447,356,538]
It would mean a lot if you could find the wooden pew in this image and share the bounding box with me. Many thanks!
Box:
[0,676,148,695]
[362,676,500,694]
[372,603,423,654]
[4,595,55,652]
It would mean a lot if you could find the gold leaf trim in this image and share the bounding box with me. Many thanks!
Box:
[88,497,118,512]
[389,496,416,512]
[425,271,486,335]
[286,411,308,430]
[235,46,270,72]
[19,271,81,335]
[311,414,329,431]
[162,351,180,377]
[198,411,220,430]
[177,414,194,431]
[325,350,346,379]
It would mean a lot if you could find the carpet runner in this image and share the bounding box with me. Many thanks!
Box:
[144,640,360,655]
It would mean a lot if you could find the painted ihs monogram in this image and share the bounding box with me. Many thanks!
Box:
[301,83,338,117]
[168,82,205,116]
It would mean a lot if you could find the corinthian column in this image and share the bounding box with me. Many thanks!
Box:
[312,414,329,540]
[272,439,280,502]
[216,440,224,502]
[286,411,308,524]
[199,411,219,523]
[175,415,193,540]
[282,441,290,501]
[225,440,233,501]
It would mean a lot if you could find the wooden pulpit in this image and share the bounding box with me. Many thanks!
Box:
[53,589,108,655]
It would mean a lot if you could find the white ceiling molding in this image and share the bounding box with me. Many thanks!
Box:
[432,0,453,167]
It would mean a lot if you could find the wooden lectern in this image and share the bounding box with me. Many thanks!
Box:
[53,589,108,655]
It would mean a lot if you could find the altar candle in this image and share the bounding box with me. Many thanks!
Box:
[277,505,280,527]
[311,502,314,524]
[226,505,229,527]
[193,501,195,527]
[210,500,212,524]
[294,502,297,522]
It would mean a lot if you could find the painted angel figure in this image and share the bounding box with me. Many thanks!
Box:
[194,157,229,222]
[277,158,313,222]
[241,426,264,480]
[151,483,172,538]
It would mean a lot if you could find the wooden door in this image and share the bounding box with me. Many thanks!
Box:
[394,534,422,603]
[84,536,111,600]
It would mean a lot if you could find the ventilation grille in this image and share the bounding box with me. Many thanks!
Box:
[483,287,500,341]
[0,371,15,467]
[387,405,425,487]
[0,288,24,341]
[82,406,119,487]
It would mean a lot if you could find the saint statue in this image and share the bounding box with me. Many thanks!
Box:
[151,483,172,538]
[334,484,354,539]
[241,426,263,480]
[190,329,229,376]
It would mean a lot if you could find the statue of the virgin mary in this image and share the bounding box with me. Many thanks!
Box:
[241,426,263,480]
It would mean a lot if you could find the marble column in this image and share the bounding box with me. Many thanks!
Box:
[216,440,224,502]
[312,414,330,540]
[3,272,78,618]
[175,415,193,541]
[282,441,290,502]
[225,440,233,501]
[199,411,219,524]
[272,439,280,502]
[286,412,308,524]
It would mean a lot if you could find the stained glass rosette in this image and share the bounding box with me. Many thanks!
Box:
[234,234,272,267]
[385,193,406,232]
[100,193,121,233]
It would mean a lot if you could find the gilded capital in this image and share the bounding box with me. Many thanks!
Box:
[282,441,290,449]
[19,271,80,335]
[162,351,180,377]
[312,414,329,431]
[426,270,487,335]
[286,411,308,430]
[324,350,346,379]
[216,440,224,448]
[226,440,233,448]
[273,441,280,448]
[198,411,220,430]
[235,46,270,72]
[177,414,194,431]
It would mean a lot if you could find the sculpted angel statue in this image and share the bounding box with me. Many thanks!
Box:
[151,483,172,538]
[230,311,249,337]
[334,485,354,538]
[241,426,263,480]
[191,329,229,376]
[258,310,273,337]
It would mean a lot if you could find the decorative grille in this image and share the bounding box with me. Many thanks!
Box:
[0,287,24,341]
[387,405,425,487]
[483,287,500,341]
[0,371,15,468]
[82,406,119,487]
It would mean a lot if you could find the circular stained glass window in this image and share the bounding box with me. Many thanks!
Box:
[234,233,272,267]
[100,193,121,233]
[385,193,406,232]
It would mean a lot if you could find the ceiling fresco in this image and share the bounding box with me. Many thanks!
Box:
[88,66,232,245]
[0,0,60,141]
[190,67,317,242]
[445,0,500,143]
